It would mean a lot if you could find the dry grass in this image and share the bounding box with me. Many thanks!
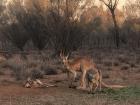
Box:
[121,64,130,71]
[0,49,139,105]
[0,86,139,105]
[0,53,59,81]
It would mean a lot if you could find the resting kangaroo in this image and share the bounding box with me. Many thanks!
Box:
[24,77,56,88]
[60,51,99,89]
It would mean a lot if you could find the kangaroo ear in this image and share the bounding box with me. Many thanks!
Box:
[66,54,69,60]
[60,51,62,58]
[60,50,63,59]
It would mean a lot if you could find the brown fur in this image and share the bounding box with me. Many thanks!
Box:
[60,51,126,90]
[87,69,102,93]
[60,52,98,89]
[87,69,126,93]
[24,78,56,88]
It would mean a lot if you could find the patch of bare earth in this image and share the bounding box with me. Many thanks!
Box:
[0,73,139,105]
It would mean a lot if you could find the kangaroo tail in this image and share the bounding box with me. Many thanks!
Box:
[101,81,126,89]
[97,69,126,89]
[92,67,126,89]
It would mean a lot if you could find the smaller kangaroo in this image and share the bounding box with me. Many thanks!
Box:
[87,69,102,93]
[87,69,126,93]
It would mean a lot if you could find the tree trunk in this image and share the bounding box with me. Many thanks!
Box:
[111,11,119,48]
[58,0,60,15]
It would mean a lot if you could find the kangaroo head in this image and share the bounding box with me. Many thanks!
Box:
[60,50,69,65]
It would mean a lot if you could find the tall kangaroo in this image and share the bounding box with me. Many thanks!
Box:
[60,51,126,90]
[60,51,98,89]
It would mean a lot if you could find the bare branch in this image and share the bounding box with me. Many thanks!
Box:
[100,0,119,10]
[113,0,119,9]
[99,0,120,47]
[110,0,113,8]
[100,0,111,9]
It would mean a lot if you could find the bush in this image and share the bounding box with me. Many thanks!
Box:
[103,60,112,67]
[30,68,44,79]
[47,11,85,55]
[2,23,29,51]
[2,55,29,80]
[0,71,4,75]
[43,67,58,75]
[121,64,130,70]
[113,61,120,66]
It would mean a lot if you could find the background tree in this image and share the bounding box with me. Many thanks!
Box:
[0,0,28,52]
[48,0,85,55]
[2,23,29,51]
[120,0,140,49]
[100,0,120,48]
[124,0,140,19]
[8,0,51,51]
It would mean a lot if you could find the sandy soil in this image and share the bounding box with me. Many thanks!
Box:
[0,73,139,105]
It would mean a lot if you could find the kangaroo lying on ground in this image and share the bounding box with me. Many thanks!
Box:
[24,77,56,88]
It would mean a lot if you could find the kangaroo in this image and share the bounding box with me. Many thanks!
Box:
[87,69,102,93]
[60,51,99,89]
[60,51,126,90]
[87,69,126,93]
[24,77,57,88]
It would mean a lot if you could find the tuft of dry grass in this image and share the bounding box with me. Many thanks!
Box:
[30,68,44,79]
[121,64,130,71]
[42,67,58,75]
[103,60,113,67]
[113,61,120,66]
[0,71,4,75]
[117,55,128,64]
[129,63,136,68]
[102,73,110,78]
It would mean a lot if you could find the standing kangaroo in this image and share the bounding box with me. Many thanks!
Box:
[60,51,99,89]
[60,51,126,90]
[87,69,102,93]
[87,69,126,93]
